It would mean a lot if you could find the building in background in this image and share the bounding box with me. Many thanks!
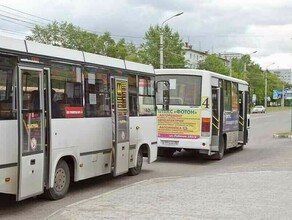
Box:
[270,69,292,106]
[183,43,208,69]
[270,69,292,84]
[183,43,229,69]
[217,52,244,70]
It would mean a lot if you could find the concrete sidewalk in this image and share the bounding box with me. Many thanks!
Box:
[47,171,292,220]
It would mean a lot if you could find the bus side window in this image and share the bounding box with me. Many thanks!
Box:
[0,60,15,120]
[51,64,84,118]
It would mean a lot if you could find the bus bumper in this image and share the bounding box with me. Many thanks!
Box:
[158,138,211,151]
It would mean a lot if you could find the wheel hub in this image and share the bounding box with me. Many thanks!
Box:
[54,168,66,192]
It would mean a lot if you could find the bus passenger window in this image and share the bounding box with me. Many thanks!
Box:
[51,64,83,118]
[0,56,16,120]
[138,76,155,116]
[223,81,232,111]
[84,67,110,117]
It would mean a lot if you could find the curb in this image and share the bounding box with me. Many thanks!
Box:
[273,134,292,139]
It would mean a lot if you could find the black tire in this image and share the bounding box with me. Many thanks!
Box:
[246,130,249,143]
[44,159,70,200]
[212,137,225,160]
[128,147,143,176]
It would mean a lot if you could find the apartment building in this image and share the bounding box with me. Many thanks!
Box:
[183,43,229,68]
[270,69,292,84]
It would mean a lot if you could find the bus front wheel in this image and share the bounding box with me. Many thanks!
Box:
[44,159,70,200]
[128,147,143,176]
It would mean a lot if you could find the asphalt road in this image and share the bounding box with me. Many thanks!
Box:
[0,110,291,219]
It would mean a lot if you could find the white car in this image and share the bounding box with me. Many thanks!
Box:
[252,105,266,113]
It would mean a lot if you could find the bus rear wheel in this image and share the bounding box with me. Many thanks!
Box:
[44,159,70,200]
[128,147,143,176]
[212,137,225,160]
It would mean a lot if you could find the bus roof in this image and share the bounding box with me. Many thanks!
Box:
[0,35,154,75]
[155,69,248,85]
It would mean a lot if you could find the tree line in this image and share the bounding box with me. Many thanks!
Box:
[26,21,291,106]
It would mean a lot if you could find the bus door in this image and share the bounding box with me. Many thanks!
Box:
[211,87,221,148]
[17,65,45,201]
[112,77,130,176]
[238,91,248,144]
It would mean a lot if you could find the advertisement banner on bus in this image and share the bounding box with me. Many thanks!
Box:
[157,108,201,139]
[223,112,239,132]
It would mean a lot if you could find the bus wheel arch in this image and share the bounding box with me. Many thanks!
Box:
[45,156,75,200]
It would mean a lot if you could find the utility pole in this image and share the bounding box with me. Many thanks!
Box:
[243,51,257,80]
[160,12,183,69]
[282,84,285,108]
[264,62,275,109]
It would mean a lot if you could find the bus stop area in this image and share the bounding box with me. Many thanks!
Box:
[47,170,292,220]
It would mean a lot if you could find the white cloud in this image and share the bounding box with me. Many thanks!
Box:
[254,53,292,69]
[0,0,292,69]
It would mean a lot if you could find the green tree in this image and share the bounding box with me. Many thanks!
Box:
[228,55,265,105]
[27,21,91,49]
[139,24,186,68]
[198,54,229,75]
[125,42,143,63]
[247,65,265,105]
[239,57,285,106]
[26,21,132,59]
[113,39,142,63]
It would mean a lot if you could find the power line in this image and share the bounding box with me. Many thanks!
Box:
[0,17,33,28]
[0,3,53,23]
[0,9,47,25]
[0,4,146,43]
[0,14,39,26]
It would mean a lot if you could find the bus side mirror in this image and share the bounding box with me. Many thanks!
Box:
[163,89,170,110]
[156,81,170,111]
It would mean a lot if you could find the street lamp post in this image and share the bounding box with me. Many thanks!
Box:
[282,83,285,108]
[229,59,232,77]
[244,50,257,73]
[264,62,275,109]
[160,12,183,69]
[229,50,257,77]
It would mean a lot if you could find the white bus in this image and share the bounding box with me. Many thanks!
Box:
[0,36,158,201]
[156,69,249,160]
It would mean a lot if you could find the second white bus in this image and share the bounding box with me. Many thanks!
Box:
[156,69,249,160]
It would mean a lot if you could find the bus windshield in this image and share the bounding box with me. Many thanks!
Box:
[156,75,202,106]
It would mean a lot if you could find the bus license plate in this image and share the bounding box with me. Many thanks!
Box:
[162,140,179,146]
